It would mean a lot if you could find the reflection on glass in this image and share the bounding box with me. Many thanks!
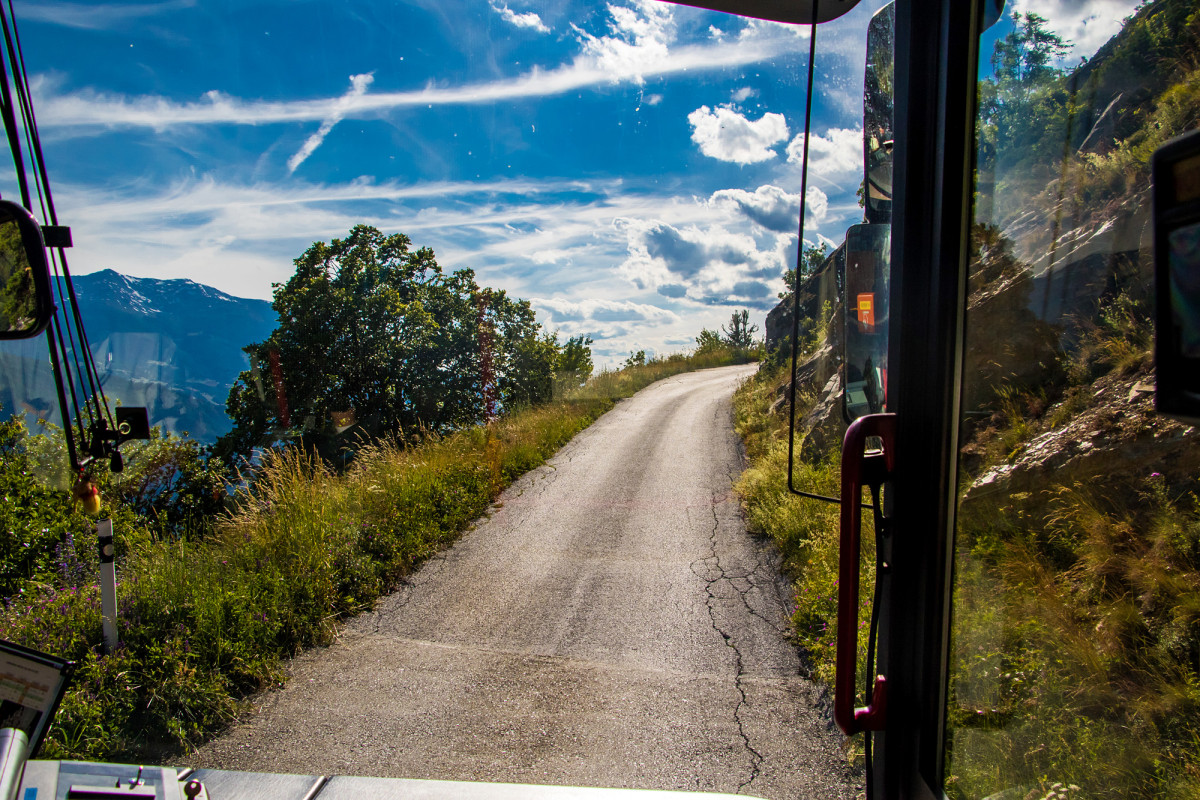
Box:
[1169,221,1200,357]
[837,2,893,423]
[947,1,1200,797]
[0,218,37,335]
[843,223,889,420]
[863,2,893,222]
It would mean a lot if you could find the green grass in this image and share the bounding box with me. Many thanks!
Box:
[948,480,1200,799]
[0,347,751,762]
[732,362,875,693]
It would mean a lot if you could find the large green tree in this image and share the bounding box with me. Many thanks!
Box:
[217,225,555,460]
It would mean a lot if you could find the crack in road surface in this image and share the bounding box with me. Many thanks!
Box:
[696,488,765,793]
[192,365,861,799]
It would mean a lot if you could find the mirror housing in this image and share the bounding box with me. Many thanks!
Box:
[662,0,864,25]
[0,200,54,340]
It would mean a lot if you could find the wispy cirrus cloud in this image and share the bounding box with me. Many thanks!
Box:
[13,0,195,30]
[34,29,804,132]
[51,172,700,293]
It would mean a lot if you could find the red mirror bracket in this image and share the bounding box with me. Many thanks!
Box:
[834,412,895,735]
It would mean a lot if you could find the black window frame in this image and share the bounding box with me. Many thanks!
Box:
[871,0,984,795]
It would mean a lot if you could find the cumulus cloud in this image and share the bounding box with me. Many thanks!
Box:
[572,0,674,84]
[710,184,830,232]
[710,185,796,232]
[688,105,789,165]
[786,126,862,183]
[731,87,757,103]
[489,0,550,33]
[287,72,374,174]
[804,186,828,221]
[614,218,788,308]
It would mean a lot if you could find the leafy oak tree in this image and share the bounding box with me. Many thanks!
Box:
[217,225,556,461]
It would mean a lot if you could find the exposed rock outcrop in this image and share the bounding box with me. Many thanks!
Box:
[964,369,1200,503]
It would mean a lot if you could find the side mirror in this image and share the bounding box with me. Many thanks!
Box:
[1153,128,1200,425]
[0,200,53,340]
[841,223,890,423]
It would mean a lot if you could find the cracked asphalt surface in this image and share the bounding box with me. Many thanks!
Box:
[191,364,861,799]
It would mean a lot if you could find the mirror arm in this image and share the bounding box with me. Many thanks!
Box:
[40,225,70,248]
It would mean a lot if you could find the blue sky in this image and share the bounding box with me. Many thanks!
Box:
[10,0,1132,365]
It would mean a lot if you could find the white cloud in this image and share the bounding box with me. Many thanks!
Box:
[731,87,757,103]
[1008,0,1140,63]
[805,186,828,221]
[489,0,550,33]
[687,105,789,165]
[533,297,679,324]
[614,218,788,308]
[287,73,374,174]
[35,26,804,132]
[710,185,830,232]
[737,17,810,43]
[710,185,799,232]
[786,126,862,184]
[571,0,675,84]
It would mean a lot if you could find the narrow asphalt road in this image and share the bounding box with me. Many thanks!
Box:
[192,364,860,799]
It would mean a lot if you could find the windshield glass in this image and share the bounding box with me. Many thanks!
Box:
[1,0,880,447]
[0,0,889,785]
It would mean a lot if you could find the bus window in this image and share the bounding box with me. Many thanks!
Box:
[946,0,1200,796]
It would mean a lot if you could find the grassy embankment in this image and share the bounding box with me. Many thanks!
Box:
[731,359,874,693]
[733,299,1200,797]
[734,344,1200,797]
[0,347,753,762]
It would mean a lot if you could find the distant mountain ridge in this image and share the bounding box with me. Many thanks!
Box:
[0,269,275,443]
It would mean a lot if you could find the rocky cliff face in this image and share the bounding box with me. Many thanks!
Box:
[764,246,847,459]
[964,366,1199,503]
